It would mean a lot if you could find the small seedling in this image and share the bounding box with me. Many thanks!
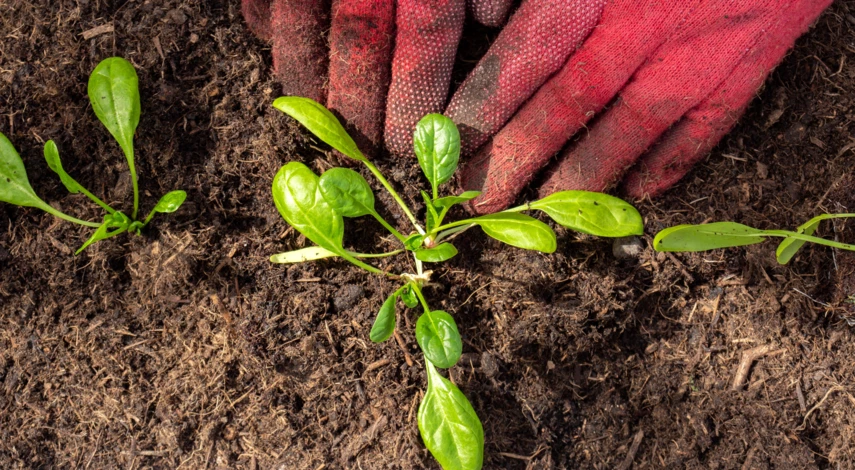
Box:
[0,57,186,254]
[269,97,644,470]
[654,214,855,264]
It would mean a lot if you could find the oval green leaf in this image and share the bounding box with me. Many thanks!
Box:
[416,310,462,368]
[88,57,140,167]
[369,290,398,343]
[272,162,344,254]
[653,222,767,252]
[44,140,84,194]
[319,167,375,217]
[433,191,481,210]
[401,285,419,308]
[414,114,460,190]
[272,97,365,162]
[415,243,458,263]
[528,190,643,237]
[471,212,556,253]
[404,233,425,251]
[418,360,484,470]
[0,132,50,209]
[153,190,186,213]
[270,246,339,264]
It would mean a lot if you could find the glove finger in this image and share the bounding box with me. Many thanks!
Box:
[270,0,330,103]
[328,0,395,156]
[461,0,699,214]
[242,0,274,41]
[446,0,605,157]
[537,0,789,197]
[621,0,832,198]
[467,0,514,27]
[385,0,466,159]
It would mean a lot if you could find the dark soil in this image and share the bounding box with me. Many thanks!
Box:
[2,1,855,469]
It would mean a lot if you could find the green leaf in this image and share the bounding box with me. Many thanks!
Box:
[270,246,340,264]
[418,360,484,470]
[527,190,643,237]
[404,233,426,251]
[415,243,458,263]
[0,132,51,210]
[471,212,556,253]
[43,140,84,194]
[319,168,375,217]
[75,214,129,255]
[272,97,366,162]
[152,190,186,213]
[414,114,460,194]
[401,285,419,308]
[369,290,398,343]
[653,222,767,252]
[433,191,481,210]
[88,57,140,176]
[416,310,462,368]
[272,162,345,254]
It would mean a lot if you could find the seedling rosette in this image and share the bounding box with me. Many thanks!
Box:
[0,57,186,253]
[269,97,644,470]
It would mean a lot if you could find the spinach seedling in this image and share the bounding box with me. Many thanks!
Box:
[0,57,186,253]
[269,97,644,470]
[654,214,855,264]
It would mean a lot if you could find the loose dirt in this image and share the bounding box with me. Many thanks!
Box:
[1,1,854,469]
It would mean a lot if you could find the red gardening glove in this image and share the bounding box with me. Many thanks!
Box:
[458,0,832,213]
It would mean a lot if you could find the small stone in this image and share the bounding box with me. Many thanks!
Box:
[612,236,644,259]
[333,284,363,311]
[480,352,499,377]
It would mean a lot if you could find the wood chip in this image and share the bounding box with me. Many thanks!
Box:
[81,23,114,40]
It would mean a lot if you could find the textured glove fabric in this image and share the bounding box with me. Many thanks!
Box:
[467,0,514,27]
[446,0,604,156]
[462,0,830,214]
[328,0,395,154]
[621,0,833,198]
[384,0,466,159]
[271,0,329,103]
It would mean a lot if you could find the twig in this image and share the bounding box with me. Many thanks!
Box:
[798,385,844,431]
[616,430,644,470]
[393,331,413,367]
[731,345,784,390]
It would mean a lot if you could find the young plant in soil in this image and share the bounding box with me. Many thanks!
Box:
[0,57,186,254]
[270,97,644,470]
[654,214,855,264]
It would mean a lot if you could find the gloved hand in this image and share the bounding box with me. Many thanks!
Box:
[459,0,833,213]
[243,0,830,214]
[241,0,604,158]
[241,0,533,157]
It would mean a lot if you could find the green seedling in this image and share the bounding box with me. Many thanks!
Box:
[0,57,185,253]
[269,97,644,470]
[654,214,855,264]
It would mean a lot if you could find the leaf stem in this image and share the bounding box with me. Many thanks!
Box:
[760,230,855,251]
[339,251,399,278]
[362,160,424,234]
[347,249,404,259]
[434,224,474,244]
[433,218,478,234]
[370,211,406,242]
[78,186,116,215]
[410,282,431,314]
[40,204,102,228]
